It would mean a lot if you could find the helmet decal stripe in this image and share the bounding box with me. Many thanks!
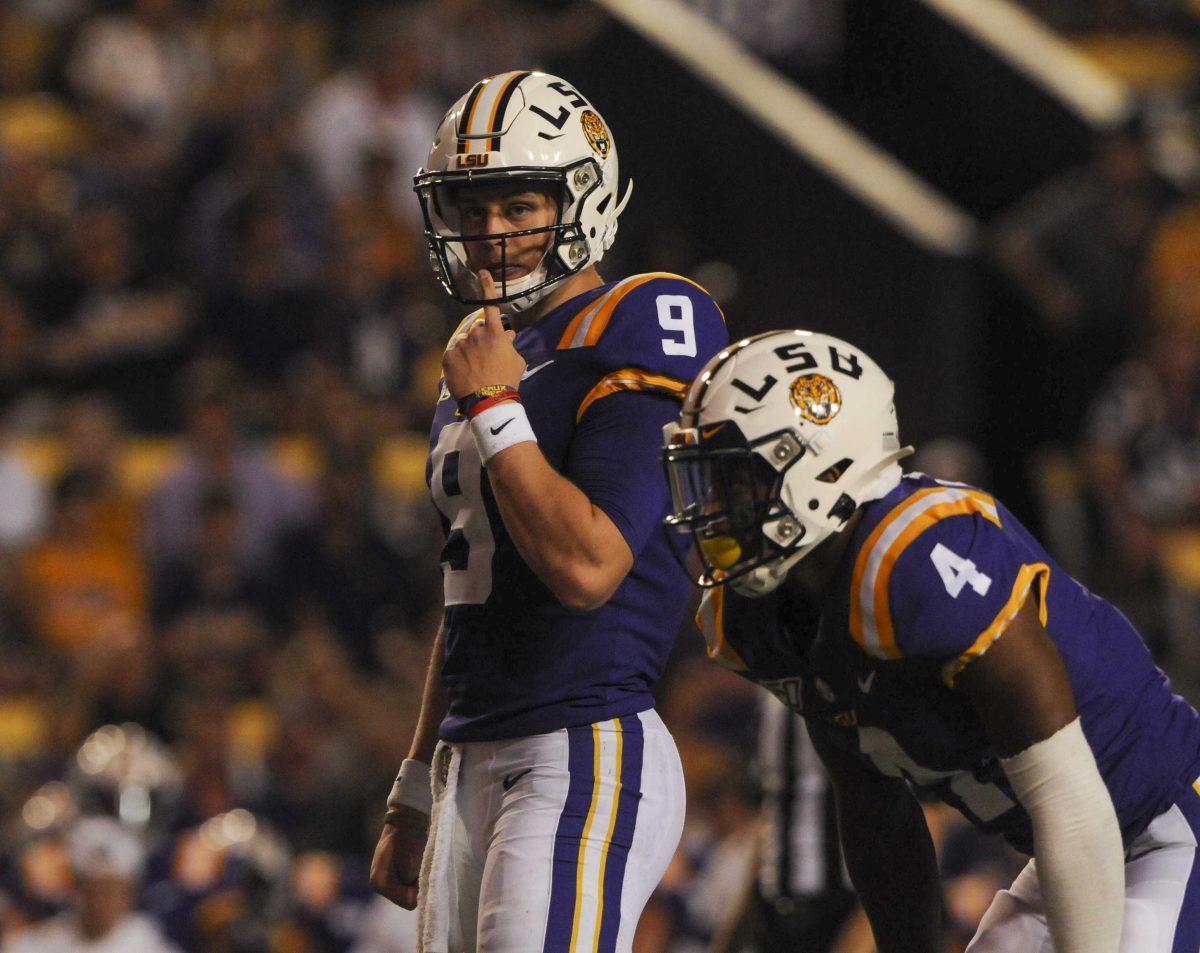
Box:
[486,70,533,152]
[457,78,491,153]
[849,488,1001,658]
[575,368,690,421]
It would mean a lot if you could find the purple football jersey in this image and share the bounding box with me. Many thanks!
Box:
[428,274,728,741]
[698,473,1200,853]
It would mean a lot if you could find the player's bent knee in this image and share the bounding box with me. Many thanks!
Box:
[965,890,1048,953]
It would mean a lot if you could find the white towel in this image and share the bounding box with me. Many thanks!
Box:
[417,742,459,953]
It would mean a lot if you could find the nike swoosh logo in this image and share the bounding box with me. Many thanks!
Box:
[490,418,515,436]
[521,360,554,380]
[856,671,876,694]
[502,768,532,792]
[701,423,726,440]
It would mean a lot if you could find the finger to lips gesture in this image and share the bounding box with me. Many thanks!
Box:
[443,270,526,400]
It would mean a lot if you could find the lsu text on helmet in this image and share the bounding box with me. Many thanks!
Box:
[414,70,631,313]
[663,330,913,596]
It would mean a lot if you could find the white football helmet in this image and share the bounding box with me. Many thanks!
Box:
[414,70,631,313]
[664,330,913,596]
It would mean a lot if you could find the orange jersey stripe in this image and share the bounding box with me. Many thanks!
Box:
[849,488,945,653]
[575,368,689,422]
[941,563,1050,686]
[850,487,1001,658]
[872,495,1003,658]
[556,272,721,350]
[557,285,619,350]
[696,587,748,670]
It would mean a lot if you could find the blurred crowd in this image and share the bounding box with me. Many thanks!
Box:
[0,0,599,949]
[0,0,1199,951]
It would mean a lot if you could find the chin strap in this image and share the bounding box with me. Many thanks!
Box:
[729,548,807,597]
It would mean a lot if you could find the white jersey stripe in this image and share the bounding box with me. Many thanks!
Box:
[568,281,628,348]
[858,487,979,655]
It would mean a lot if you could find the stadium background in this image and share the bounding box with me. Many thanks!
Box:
[0,0,1198,949]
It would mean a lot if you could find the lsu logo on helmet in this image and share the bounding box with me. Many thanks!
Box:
[790,374,841,425]
[580,110,610,158]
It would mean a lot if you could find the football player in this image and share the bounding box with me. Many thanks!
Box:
[368,71,728,953]
[662,330,1200,953]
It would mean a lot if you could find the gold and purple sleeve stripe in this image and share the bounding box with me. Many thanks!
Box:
[575,368,690,422]
[544,715,644,953]
[849,486,1001,659]
[941,563,1050,687]
[556,272,722,351]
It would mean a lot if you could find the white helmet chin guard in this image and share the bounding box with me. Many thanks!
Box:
[664,330,913,596]
[414,71,631,313]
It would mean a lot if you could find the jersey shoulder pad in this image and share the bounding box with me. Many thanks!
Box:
[848,483,1049,682]
[560,273,729,420]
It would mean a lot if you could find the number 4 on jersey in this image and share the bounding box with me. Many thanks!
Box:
[930,542,992,598]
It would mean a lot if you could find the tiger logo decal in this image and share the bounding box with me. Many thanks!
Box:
[790,374,842,425]
[580,110,610,158]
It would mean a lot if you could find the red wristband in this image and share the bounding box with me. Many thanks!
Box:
[459,385,521,419]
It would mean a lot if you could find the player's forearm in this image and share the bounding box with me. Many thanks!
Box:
[407,624,448,765]
[1003,719,1124,953]
[837,783,942,953]
[486,442,631,611]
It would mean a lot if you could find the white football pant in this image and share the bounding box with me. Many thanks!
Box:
[417,709,685,953]
[966,787,1200,952]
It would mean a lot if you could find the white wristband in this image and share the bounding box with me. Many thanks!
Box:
[387,758,432,815]
[470,401,536,465]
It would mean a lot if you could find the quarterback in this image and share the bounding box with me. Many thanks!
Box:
[663,330,1200,953]
[369,71,728,953]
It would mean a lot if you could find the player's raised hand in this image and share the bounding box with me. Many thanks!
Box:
[369,805,429,909]
[442,270,525,400]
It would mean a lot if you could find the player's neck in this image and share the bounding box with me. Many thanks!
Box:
[511,267,603,330]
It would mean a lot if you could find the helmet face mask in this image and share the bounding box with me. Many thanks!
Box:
[415,161,599,307]
[664,330,913,595]
[415,72,628,313]
[664,423,806,588]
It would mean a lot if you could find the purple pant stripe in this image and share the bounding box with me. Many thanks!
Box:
[543,724,596,953]
[595,714,645,952]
